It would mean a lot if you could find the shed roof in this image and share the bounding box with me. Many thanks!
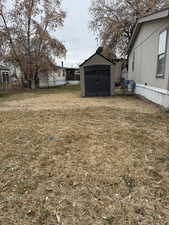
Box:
[127,7,169,54]
[80,52,115,67]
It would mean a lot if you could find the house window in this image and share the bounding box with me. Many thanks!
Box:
[157,29,168,77]
[132,52,135,72]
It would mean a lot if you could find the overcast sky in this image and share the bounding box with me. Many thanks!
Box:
[55,0,98,68]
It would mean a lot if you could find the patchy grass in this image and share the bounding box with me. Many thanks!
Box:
[0,92,10,101]
[0,86,169,225]
[0,84,80,102]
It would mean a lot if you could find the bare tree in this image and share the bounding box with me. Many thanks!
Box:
[0,0,66,88]
[90,0,169,58]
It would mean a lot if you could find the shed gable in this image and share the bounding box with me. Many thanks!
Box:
[80,53,113,67]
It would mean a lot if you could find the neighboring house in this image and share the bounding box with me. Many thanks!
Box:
[39,66,66,88]
[0,65,10,84]
[0,65,10,91]
[0,63,79,90]
[13,65,67,88]
[65,68,80,84]
[0,65,22,91]
[128,8,169,108]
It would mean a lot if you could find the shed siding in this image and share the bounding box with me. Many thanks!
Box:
[80,54,115,97]
[128,18,169,90]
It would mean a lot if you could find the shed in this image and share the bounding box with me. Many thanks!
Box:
[80,52,115,97]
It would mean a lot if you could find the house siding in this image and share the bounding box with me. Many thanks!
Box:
[128,18,169,90]
[39,68,66,88]
[128,17,169,108]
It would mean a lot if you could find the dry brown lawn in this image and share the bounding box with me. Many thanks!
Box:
[0,86,169,225]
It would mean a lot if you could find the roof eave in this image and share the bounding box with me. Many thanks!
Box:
[127,23,142,55]
[139,8,169,23]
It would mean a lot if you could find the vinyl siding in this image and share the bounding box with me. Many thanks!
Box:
[128,17,169,90]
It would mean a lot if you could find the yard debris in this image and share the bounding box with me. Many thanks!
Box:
[48,136,56,141]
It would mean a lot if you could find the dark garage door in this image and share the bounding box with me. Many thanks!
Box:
[84,65,111,97]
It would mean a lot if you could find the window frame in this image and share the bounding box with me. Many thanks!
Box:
[156,29,168,79]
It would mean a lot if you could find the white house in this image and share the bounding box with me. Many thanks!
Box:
[15,64,67,88]
[128,8,169,108]
[0,64,23,91]
[39,66,66,88]
[0,65,10,83]
[0,65,10,91]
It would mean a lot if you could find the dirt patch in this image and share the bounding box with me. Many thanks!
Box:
[0,87,169,225]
